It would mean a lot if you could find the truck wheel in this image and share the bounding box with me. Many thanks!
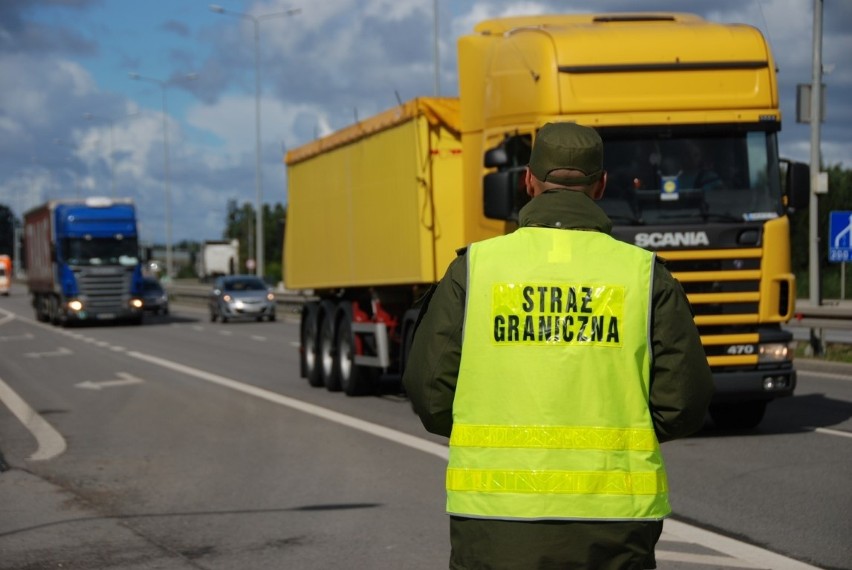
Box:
[319,301,341,392]
[335,303,374,396]
[49,296,61,326]
[709,401,767,430]
[34,295,48,322]
[301,303,323,387]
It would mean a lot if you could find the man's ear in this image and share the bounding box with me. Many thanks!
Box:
[591,171,607,200]
[525,167,535,198]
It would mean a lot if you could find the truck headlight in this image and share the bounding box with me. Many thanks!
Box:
[759,342,792,363]
[130,298,143,309]
[67,299,84,312]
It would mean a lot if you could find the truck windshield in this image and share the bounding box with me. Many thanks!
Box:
[61,237,140,266]
[598,130,782,225]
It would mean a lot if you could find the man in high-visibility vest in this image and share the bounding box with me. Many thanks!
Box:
[403,122,713,569]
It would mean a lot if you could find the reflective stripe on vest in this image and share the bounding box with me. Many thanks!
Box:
[448,227,669,521]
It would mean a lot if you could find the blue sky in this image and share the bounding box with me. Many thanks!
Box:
[2,0,851,247]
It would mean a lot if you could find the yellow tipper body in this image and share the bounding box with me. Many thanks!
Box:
[285,98,472,290]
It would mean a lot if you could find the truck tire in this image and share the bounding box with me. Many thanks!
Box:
[334,303,374,396]
[319,300,341,392]
[48,295,61,326]
[301,303,323,387]
[709,400,767,430]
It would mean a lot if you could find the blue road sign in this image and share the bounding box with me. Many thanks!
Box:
[829,211,852,262]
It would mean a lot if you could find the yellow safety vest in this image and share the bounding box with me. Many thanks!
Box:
[447,227,670,521]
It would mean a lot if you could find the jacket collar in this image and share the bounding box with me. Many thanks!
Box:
[518,189,613,234]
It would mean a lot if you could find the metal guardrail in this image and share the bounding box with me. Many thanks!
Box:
[166,282,313,312]
[166,282,852,328]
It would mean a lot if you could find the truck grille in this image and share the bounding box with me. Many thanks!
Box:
[660,247,791,370]
[74,268,131,313]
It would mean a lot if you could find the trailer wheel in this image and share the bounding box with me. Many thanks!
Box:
[301,303,323,387]
[319,301,341,391]
[33,294,48,322]
[334,303,374,396]
[709,400,767,430]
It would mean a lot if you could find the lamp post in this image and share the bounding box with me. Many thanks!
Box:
[52,139,83,199]
[82,111,138,197]
[209,4,300,278]
[128,72,196,280]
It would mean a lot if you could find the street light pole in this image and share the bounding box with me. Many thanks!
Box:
[128,72,195,280]
[209,4,300,278]
[83,111,138,197]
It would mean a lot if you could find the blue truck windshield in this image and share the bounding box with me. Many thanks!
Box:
[61,237,140,266]
[599,131,782,225]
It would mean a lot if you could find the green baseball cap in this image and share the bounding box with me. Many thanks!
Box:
[528,122,603,186]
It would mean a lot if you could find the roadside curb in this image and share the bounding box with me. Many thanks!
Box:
[795,357,852,374]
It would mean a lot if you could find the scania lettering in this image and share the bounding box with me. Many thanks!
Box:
[634,231,710,249]
[284,13,808,429]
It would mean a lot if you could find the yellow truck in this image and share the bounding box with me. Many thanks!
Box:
[284,13,808,428]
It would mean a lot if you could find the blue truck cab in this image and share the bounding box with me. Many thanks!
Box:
[24,197,145,325]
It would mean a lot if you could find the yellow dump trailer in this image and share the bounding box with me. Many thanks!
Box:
[285,98,469,292]
[285,98,489,394]
[285,13,809,426]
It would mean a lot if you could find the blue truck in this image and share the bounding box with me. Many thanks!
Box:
[24,197,145,325]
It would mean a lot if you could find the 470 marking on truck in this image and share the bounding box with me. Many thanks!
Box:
[727,344,756,355]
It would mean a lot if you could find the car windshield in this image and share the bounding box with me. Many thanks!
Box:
[61,237,140,266]
[143,280,163,292]
[597,130,782,225]
[223,278,266,292]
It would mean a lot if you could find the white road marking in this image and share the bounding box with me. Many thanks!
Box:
[662,520,823,570]
[815,427,852,439]
[23,347,72,359]
[126,350,450,459]
[250,335,266,342]
[0,376,67,461]
[75,372,143,391]
[0,333,35,342]
[656,550,762,568]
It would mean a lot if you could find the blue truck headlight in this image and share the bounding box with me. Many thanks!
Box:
[130,298,143,309]
[67,299,84,312]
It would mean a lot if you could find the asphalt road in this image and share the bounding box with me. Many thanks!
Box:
[0,284,849,569]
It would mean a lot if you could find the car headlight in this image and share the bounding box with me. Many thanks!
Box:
[223,294,232,302]
[267,292,275,301]
[759,342,792,363]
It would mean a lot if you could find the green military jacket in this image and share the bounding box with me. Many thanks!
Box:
[402,189,714,569]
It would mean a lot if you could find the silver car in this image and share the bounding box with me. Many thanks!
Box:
[209,275,276,323]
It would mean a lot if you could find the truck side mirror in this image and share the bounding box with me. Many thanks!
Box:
[782,160,809,210]
[484,147,509,168]
[484,171,515,220]
[484,168,531,221]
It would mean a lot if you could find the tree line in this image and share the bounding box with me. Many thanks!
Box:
[1,166,850,294]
